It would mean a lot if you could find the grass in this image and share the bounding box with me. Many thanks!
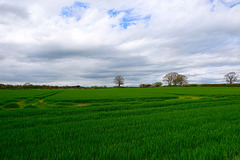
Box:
[0,87,240,159]
[3,102,20,109]
[24,105,38,109]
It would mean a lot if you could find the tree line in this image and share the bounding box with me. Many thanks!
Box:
[0,83,83,89]
[0,72,239,89]
[114,72,239,87]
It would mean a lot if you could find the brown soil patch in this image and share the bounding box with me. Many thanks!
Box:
[167,96,201,101]
[179,96,201,100]
[17,101,24,105]
[75,103,89,107]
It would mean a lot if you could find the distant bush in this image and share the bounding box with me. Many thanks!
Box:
[153,82,163,87]
[139,82,163,88]
[164,83,240,87]
[227,83,240,87]
[139,84,153,88]
[0,83,84,89]
[24,105,38,109]
[3,102,20,109]
[198,84,240,87]
[90,86,107,89]
[182,84,198,87]
[198,84,226,87]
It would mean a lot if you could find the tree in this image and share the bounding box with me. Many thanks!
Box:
[224,72,239,84]
[153,82,162,87]
[163,72,188,86]
[24,82,32,86]
[114,76,124,87]
[175,74,188,86]
[163,72,178,86]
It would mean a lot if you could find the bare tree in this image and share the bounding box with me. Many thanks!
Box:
[224,72,239,84]
[153,82,163,87]
[23,82,32,86]
[163,72,178,86]
[114,76,124,87]
[175,74,188,86]
[163,72,188,86]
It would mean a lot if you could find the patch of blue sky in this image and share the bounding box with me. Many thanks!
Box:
[210,4,215,12]
[210,0,216,12]
[120,22,136,29]
[108,9,151,29]
[74,1,88,9]
[108,9,133,17]
[60,1,89,19]
[143,15,151,21]
[217,0,240,8]
[210,0,240,11]
[61,6,73,17]
[230,2,240,8]
[111,24,117,28]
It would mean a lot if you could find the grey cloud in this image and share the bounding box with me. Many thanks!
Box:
[82,74,113,79]
[0,3,29,24]
[107,56,150,68]
[26,44,120,61]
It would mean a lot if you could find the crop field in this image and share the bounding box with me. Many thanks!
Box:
[0,87,240,159]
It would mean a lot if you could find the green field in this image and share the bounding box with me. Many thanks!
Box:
[0,87,240,159]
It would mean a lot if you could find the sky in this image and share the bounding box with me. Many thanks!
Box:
[0,0,240,86]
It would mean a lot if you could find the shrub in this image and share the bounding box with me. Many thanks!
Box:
[91,86,108,89]
[153,82,163,87]
[139,84,153,88]
[3,102,20,109]
[198,84,240,87]
[182,84,198,87]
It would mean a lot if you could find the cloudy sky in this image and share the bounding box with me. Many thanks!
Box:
[0,0,240,86]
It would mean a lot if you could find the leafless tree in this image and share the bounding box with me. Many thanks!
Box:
[153,82,163,87]
[114,76,124,87]
[163,72,178,86]
[175,74,188,86]
[224,72,239,84]
[23,82,32,86]
[163,72,188,86]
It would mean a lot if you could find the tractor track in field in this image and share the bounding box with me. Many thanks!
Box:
[74,103,89,107]
[37,91,64,103]
[39,99,44,103]
[16,91,65,108]
[165,95,202,101]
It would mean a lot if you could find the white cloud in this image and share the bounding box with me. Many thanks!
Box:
[0,0,239,86]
